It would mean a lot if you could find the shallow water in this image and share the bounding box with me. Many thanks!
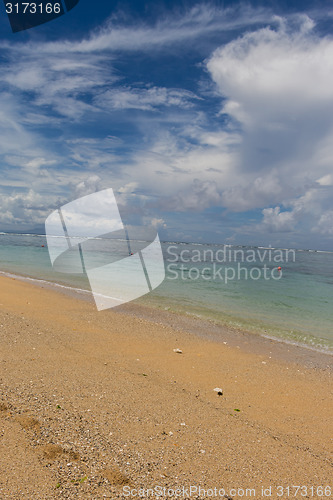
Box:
[0,233,332,352]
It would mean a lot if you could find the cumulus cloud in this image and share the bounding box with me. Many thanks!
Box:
[0,189,63,228]
[261,206,296,232]
[207,15,333,174]
[256,185,333,237]
[207,15,333,121]
[206,15,333,238]
[315,211,333,236]
[150,218,167,228]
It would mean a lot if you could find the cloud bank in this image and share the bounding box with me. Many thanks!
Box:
[0,4,332,247]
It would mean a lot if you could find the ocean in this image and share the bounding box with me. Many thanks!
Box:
[0,232,332,353]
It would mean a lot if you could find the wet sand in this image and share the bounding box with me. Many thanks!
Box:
[0,275,332,499]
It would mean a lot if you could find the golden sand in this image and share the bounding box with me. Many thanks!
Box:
[0,275,331,499]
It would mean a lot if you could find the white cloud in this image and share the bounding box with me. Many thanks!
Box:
[161,179,223,212]
[98,87,199,111]
[206,16,333,179]
[0,189,63,228]
[0,52,112,120]
[205,15,333,238]
[261,206,296,232]
[317,174,333,186]
[315,211,333,235]
[0,3,274,124]
[65,137,120,171]
[207,15,333,115]
[0,94,36,153]
[74,175,103,198]
[254,185,333,237]
[150,218,167,229]
[221,171,289,212]
[118,182,139,194]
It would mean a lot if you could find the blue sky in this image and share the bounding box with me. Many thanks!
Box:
[0,0,333,249]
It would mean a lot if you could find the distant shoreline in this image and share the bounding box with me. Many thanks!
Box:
[1,230,333,253]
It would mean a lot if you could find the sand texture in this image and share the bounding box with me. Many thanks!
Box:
[0,276,332,499]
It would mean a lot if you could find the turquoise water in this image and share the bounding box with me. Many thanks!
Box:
[0,233,332,352]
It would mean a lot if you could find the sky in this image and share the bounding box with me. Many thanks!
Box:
[0,0,333,249]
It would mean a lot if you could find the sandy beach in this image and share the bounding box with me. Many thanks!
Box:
[0,275,332,499]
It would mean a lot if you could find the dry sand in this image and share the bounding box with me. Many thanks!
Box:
[0,275,332,499]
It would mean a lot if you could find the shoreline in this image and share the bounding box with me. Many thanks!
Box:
[1,269,332,369]
[0,274,332,498]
